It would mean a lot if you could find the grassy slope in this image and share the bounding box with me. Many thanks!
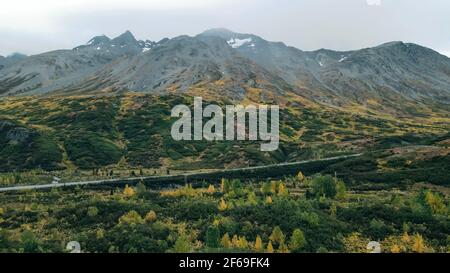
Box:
[0,93,448,187]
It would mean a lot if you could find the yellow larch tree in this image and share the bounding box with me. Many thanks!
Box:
[206,184,216,194]
[278,182,288,196]
[412,234,426,253]
[221,233,231,248]
[231,234,239,248]
[254,235,263,252]
[123,184,135,197]
[266,241,274,253]
[218,198,228,211]
[145,210,157,222]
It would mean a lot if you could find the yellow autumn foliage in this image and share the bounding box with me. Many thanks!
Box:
[218,198,228,211]
[145,210,157,222]
[123,184,135,197]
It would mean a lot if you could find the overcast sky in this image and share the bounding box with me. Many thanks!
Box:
[0,0,449,57]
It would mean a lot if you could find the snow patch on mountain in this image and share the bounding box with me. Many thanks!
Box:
[338,56,348,62]
[227,38,252,48]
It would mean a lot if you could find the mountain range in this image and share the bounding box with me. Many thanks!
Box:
[1,28,450,116]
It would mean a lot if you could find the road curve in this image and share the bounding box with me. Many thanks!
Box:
[0,153,362,192]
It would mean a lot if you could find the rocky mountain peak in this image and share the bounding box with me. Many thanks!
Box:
[111,30,137,45]
[0,53,27,71]
[86,35,111,46]
[200,28,237,40]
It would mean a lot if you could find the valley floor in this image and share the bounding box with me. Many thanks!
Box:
[0,173,448,253]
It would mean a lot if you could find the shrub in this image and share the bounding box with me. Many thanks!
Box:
[311,175,337,198]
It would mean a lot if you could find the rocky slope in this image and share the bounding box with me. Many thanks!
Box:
[1,29,450,113]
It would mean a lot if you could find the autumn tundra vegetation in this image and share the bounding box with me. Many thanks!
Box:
[0,93,449,253]
[0,171,448,253]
